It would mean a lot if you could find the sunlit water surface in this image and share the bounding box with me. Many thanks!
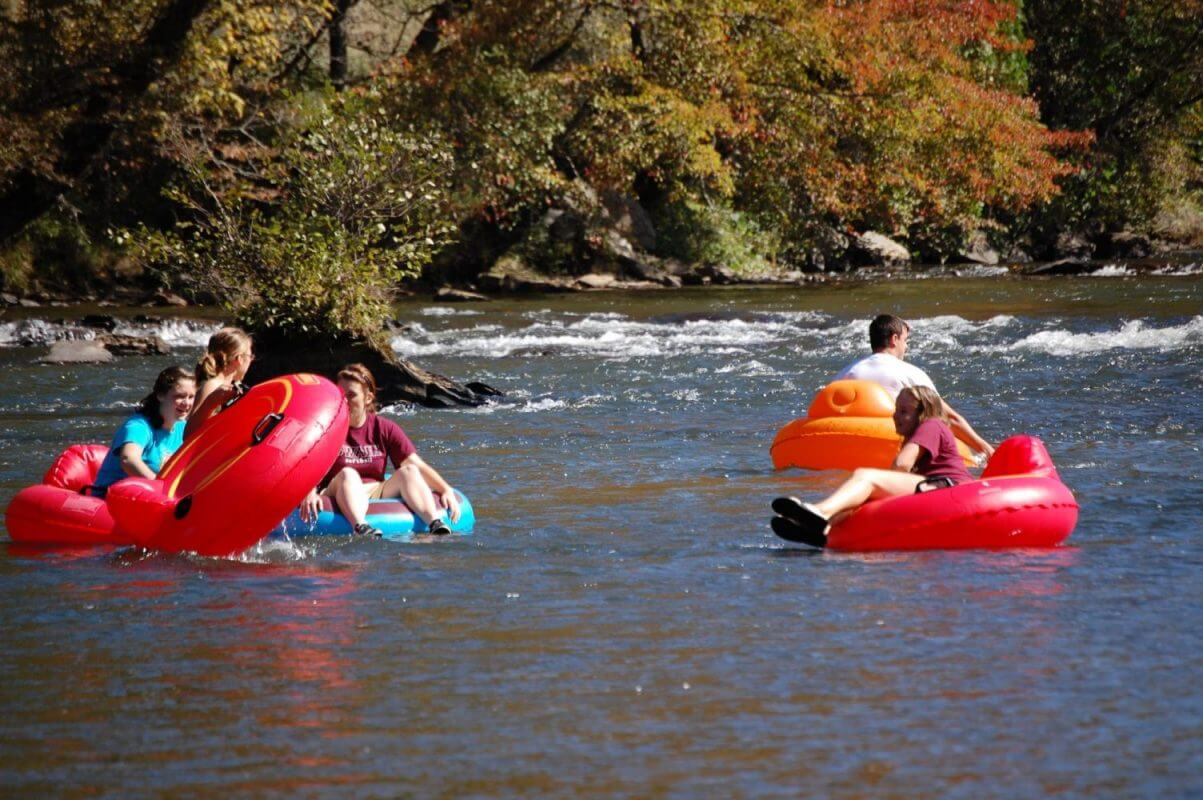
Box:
[2,271,1201,796]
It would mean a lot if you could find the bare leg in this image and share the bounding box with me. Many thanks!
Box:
[378,463,442,524]
[327,467,369,527]
[814,468,925,519]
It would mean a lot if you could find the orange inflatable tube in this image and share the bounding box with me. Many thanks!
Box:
[771,380,974,471]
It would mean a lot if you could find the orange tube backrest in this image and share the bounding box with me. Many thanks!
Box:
[806,380,896,420]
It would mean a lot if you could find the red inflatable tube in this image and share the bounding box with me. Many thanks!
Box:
[825,436,1079,551]
[6,375,349,557]
[5,485,118,546]
[5,445,119,546]
[124,373,349,557]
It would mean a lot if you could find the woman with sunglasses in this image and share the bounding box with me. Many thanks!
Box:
[184,327,254,440]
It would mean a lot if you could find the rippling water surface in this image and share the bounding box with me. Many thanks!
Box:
[2,272,1201,796]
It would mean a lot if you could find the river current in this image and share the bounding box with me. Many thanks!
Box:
[1,268,1201,796]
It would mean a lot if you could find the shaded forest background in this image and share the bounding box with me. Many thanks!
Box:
[1,0,1201,344]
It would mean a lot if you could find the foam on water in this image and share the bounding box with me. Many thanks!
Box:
[420,306,483,317]
[999,316,1203,356]
[392,310,1030,361]
[113,319,218,347]
[0,317,217,348]
[1090,264,1136,277]
[392,313,814,359]
[1152,262,1202,276]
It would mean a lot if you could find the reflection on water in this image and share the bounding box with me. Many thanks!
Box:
[1,276,1202,795]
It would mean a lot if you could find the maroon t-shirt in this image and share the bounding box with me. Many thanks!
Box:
[321,413,416,487]
[907,419,973,484]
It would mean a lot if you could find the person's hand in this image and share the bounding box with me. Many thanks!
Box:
[438,489,461,522]
[300,489,323,523]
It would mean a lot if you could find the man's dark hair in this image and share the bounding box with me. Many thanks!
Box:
[869,314,909,351]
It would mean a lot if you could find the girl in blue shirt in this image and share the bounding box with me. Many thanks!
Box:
[93,366,196,494]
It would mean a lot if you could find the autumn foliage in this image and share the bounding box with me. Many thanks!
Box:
[0,0,1198,309]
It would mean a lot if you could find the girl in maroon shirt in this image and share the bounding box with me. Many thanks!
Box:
[772,386,974,548]
[300,364,461,536]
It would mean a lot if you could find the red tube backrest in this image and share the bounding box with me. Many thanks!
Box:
[43,444,110,491]
[981,435,1058,480]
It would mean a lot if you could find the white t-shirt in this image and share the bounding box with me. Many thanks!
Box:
[834,352,936,399]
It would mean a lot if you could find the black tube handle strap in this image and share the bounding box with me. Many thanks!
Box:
[251,413,284,445]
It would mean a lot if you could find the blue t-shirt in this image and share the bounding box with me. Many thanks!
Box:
[94,414,186,489]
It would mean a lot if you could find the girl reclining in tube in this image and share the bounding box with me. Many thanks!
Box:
[772,385,973,548]
[299,363,461,537]
[91,366,196,497]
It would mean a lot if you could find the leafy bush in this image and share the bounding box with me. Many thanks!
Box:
[127,94,455,343]
[0,211,121,294]
[655,197,779,275]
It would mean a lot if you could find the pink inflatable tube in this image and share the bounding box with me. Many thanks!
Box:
[825,435,1079,552]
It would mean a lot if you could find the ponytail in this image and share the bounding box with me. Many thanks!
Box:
[196,327,252,381]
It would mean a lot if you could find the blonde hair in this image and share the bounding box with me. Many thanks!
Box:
[899,385,948,424]
[196,327,252,381]
[337,363,378,413]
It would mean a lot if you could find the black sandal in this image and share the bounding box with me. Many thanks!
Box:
[771,515,828,548]
[353,522,383,537]
[771,496,829,530]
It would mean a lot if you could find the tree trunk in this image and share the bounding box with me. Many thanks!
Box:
[329,0,352,91]
[409,0,471,57]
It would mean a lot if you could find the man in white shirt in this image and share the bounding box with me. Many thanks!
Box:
[836,314,994,457]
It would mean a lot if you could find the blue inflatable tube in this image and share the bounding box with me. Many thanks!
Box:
[271,489,474,542]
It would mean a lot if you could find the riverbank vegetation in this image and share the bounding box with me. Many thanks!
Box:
[2,0,1201,324]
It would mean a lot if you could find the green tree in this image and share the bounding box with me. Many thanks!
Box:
[1025,0,1203,230]
[129,94,455,344]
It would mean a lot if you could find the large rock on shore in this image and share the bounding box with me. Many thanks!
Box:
[480,252,576,293]
[40,341,114,363]
[600,189,657,252]
[1093,230,1152,259]
[96,333,172,356]
[958,231,1001,265]
[848,231,911,267]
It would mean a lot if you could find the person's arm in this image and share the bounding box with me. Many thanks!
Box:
[184,381,239,440]
[399,452,461,521]
[300,488,323,522]
[943,403,994,457]
[117,442,158,479]
[892,441,922,473]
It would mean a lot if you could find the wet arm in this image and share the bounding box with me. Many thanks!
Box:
[118,442,157,479]
[184,383,237,440]
[401,453,454,496]
[892,442,921,473]
[944,404,994,457]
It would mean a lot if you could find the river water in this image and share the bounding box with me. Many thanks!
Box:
[1,266,1201,796]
